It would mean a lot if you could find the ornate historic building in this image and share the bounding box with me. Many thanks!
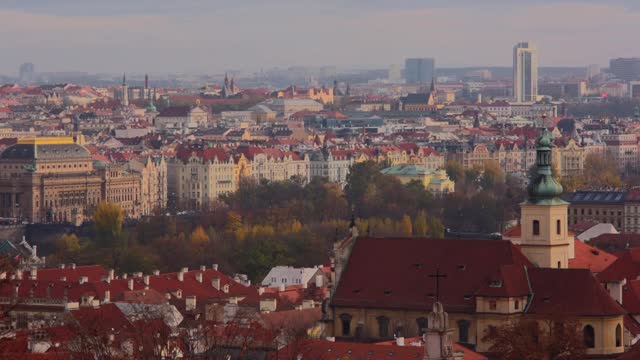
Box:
[0,137,147,224]
[168,144,237,210]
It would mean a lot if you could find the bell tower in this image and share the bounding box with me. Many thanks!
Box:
[520,126,573,268]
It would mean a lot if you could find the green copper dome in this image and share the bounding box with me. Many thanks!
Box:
[525,128,567,205]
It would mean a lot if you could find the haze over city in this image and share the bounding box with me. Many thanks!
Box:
[5,1,640,359]
[2,0,640,73]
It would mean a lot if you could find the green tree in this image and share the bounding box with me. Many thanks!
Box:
[190,226,210,247]
[94,202,124,247]
[427,217,445,238]
[583,153,623,189]
[400,214,413,237]
[445,160,465,183]
[480,160,505,190]
[413,210,428,237]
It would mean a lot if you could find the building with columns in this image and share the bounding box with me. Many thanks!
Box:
[0,137,150,224]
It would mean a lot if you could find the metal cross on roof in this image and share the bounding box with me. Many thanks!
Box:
[429,267,447,303]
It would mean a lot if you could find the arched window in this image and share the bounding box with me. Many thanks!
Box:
[533,220,540,236]
[583,325,595,348]
[377,316,390,338]
[458,320,470,344]
[616,324,622,347]
[556,219,561,235]
[339,313,352,336]
[416,317,428,336]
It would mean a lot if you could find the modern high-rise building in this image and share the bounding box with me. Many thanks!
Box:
[513,42,538,102]
[609,58,640,82]
[404,58,435,84]
[18,63,35,85]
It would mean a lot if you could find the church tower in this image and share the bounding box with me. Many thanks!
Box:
[121,73,129,107]
[519,127,574,268]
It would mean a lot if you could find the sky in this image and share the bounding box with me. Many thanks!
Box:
[1,0,640,75]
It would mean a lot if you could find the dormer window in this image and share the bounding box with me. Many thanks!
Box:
[489,280,503,288]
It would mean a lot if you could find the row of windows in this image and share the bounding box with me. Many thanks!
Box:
[338,315,621,349]
[531,219,561,236]
[572,208,622,216]
[339,314,472,343]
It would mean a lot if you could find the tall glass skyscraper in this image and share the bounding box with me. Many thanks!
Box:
[513,42,538,102]
[404,58,435,84]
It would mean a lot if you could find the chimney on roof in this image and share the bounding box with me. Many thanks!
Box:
[185,295,197,312]
[15,271,23,280]
[122,273,128,279]
[103,290,110,304]
[29,267,37,280]
[32,245,37,257]
[196,272,203,283]
[59,264,65,269]
[258,287,265,295]
[79,276,88,284]
[178,271,184,282]
[108,269,115,281]
[143,275,150,287]
[153,270,160,275]
[127,278,134,291]
[134,272,142,278]
[259,298,277,313]
[211,277,220,290]
[212,264,219,271]
[181,267,188,273]
[69,263,76,270]
[396,337,405,346]
[302,299,314,309]
[278,284,285,292]
[200,265,206,272]
[326,337,335,342]
[104,275,111,284]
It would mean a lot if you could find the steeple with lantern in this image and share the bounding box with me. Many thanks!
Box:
[518,121,574,268]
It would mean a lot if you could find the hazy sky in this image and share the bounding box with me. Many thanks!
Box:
[1,0,640,75]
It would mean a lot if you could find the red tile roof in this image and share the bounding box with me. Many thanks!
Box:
[31,265,109,282]
[598,248,640,283]
[175,145,229,163]
[332,237,532,313]
[569,240,617,274]
[526,268,624,316]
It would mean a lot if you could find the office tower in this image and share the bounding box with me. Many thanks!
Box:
[388,64,402,83]
[586,64,601,80]
[404,58,435,84]
[18,63,35,85]
[609,58,640,82]
[513,42,538,102]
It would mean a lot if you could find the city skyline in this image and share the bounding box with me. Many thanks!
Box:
[2,1,640,74]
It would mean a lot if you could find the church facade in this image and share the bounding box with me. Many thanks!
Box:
[325,129,625,358]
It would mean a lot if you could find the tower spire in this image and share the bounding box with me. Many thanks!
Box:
[122,73,126,86]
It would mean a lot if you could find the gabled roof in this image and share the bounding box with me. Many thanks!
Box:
[157,105,192,117]
[526,268,624,316]
[598,248,640,283]
[569,240,617,274]
[332,237,532,313]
